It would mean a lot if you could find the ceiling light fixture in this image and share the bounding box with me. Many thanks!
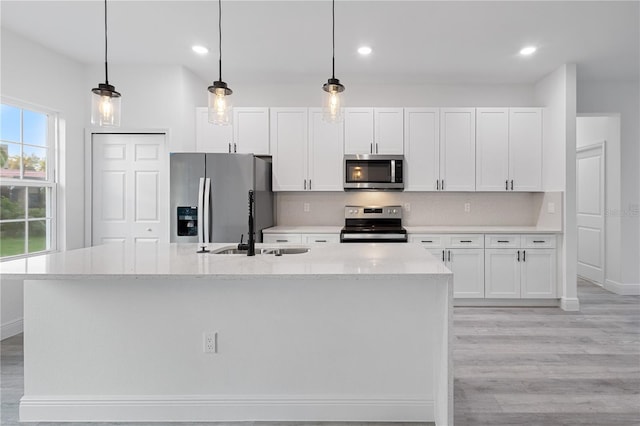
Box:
[192,45,209,55]
[322,0,345,123]
[358,46,372,55]
[91,0,121,127]
[207,0,232,126]
[519,46,537,56]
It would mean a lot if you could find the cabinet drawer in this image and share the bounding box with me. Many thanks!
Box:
[446,234,484,248]
[262,234,303,244]
[303,234,340,244]
[485,234,521,248]
[523,235,556,248]
[408,234,446,248]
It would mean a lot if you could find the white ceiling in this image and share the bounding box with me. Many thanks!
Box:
[1,1,638,86]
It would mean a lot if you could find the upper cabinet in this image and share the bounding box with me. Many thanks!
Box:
[233,107,270,155]
[404,108,440,191]
[439,108,476,191]
[195,107,233,153]
[344,108,403,155]
[308,108,344,191]
[476,107,542,191]
[195,107,269,155]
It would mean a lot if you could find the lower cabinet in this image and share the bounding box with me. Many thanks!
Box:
[446,248,485,298]
[263,232,339,245]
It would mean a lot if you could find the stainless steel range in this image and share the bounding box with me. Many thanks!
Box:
[340,205,408,243]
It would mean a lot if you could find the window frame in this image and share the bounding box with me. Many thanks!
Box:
[0,99,58,260]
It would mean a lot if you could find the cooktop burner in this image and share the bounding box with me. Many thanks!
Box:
[340,205,407,243]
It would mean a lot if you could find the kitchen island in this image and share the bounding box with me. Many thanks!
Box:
[1,242,453,425]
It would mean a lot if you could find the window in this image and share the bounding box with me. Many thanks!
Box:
[0,103,56,259]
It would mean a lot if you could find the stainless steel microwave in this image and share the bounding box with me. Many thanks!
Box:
[344,155,404,190]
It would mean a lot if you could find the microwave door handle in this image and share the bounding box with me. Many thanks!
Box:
[391,160,396,183]
[204,178,211,245]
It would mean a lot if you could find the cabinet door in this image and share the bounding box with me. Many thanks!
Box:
[270,108,308,191]
[476,108,510,191]
[308,108,344,191]
[485,249,521,298]
[344,108,374,154]
[302,233,340,244]
[195,107,233,153]
[404,108,440,191]
[374,108,404,154]
[447,248,484,298]
[263,233,303,244]
[233,107,270,155]
[440,108,476,191]
[521,249,556,298]
[509,108,542,191]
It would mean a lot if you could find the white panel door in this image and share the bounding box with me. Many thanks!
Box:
[233,107,270,155]
[447,248,484,298]
[271,108,308,191]
[374,108,404,154]
[308,108,343,191]
[521,249,557,298]
[195,107,233,153]
[440,108,476,191]
[92,133,168,246]
[484,249,521,298]
[476,108,510,191]
[404,108,440,191]
[344,108,374,154]
[576,143,605,284]
[509,108,542,191]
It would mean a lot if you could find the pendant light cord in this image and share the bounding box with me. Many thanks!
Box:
[332,0,335,79]
[104,0,109,84]
[218,0,222,81]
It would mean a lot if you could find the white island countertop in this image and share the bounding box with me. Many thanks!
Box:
[0,242,451,280]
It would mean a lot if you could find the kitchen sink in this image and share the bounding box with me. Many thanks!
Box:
[212,247,309,255]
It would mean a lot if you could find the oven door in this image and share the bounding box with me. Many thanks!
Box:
[344,155,404,190]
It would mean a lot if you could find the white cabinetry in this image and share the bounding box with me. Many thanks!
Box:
[271,108,343,192]
[262,233,303,244]
[195,107,269,155]
[476,108,542,191]
[484,234,556,299]
[263,232,340,244]
[344,108,403,155]
[195,107,233,153]
[439,108,476,191]
[233,107,270,155]
[410,234,484,298]
[404,108,440,191]
[270,108,308,191]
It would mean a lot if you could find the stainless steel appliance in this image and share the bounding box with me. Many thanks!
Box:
[340,205,408,243]
[170,153,273,245]
[343,154,404,191]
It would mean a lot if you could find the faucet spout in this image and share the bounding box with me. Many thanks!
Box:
[247,190,256,256]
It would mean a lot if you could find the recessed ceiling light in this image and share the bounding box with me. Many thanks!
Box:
[358,46,372,55]
[519,46,537,56]
[192,45,209,55]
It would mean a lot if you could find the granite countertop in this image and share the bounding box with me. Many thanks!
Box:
[0,242,451,280]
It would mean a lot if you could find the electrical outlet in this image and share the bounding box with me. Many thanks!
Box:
[303,202,310,212]
[404,203,411,212]
[203,332,217,353]
[464,203,471,213]
[547,202,555,214]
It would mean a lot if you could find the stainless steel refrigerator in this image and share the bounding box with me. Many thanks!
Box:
[170,153,273,244]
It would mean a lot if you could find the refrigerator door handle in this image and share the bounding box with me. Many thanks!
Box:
[204,178,211,244]
[197,177,205,245]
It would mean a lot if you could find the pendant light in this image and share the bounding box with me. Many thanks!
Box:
[322,0,345,123]
[208,0,233,125]
[91,0,121,127]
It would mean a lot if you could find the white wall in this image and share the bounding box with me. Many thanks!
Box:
[577,81,639,288]
[535,64,578,310]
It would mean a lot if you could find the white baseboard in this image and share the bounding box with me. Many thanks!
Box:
[454,299,558,307]
[1,318,23,340]
[604,279,640,296]
[560,297,580,311]
[20,395,435,422]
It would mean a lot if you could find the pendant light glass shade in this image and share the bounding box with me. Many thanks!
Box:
[322,0,344,123]
[91,83,121,127]
[91,0,121,127]
[208,0,232,126]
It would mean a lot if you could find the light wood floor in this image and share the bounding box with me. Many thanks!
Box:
[2,279,639,425]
